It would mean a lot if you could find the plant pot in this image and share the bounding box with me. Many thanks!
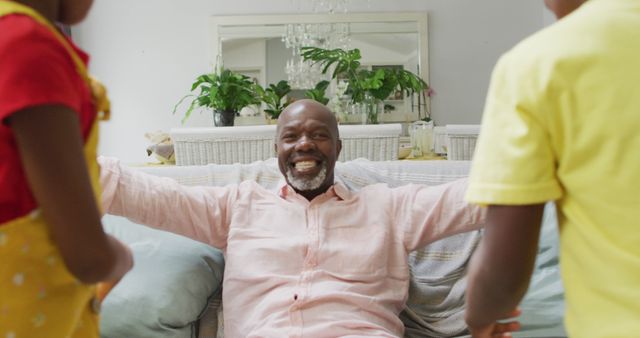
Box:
[213,109,236,127]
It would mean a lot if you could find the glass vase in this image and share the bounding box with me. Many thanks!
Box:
[409,120,435,158]
[350,94,383,124]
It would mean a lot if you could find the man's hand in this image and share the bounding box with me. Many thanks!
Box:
[468,308,521,338]
[96,280,119,302]
[96,235,134,302]
[96,273,127,303]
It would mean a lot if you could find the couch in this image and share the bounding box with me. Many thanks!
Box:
[100,158,566,338]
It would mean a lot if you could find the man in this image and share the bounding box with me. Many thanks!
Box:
[100,99,509,337]
[465,1,640,337]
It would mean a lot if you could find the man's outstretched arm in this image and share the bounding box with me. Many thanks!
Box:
[99,156,233,249]
[465,204,545,337]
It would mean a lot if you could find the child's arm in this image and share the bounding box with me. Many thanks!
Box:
[465,204,544,337]
[8,105,133,284]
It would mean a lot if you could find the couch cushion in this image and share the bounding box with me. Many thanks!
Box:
[100,215,225,338]
[401,230,482,337]
[401,203,566,338]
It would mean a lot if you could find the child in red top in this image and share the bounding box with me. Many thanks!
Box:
[0,0,132,336]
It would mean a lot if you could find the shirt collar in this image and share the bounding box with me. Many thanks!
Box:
[332,182,351,200]
[278,180,351,201]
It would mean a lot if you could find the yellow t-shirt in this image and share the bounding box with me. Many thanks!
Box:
[466,0,640,337]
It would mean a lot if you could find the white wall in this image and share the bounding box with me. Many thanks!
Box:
[543,3,557,26]
[74,0,547,163]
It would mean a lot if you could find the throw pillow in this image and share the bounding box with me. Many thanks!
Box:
[100,215,225,338]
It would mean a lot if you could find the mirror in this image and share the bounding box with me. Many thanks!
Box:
[210,12,429,123]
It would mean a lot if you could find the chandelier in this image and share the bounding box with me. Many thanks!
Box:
[282,0,352,89]
[282,22,350,89]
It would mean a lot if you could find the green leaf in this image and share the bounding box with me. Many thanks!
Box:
[304,80,331,105]
[258,80,292,118]
[172,94,194,115]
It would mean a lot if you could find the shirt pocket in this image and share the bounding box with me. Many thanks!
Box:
[320,222,399,278]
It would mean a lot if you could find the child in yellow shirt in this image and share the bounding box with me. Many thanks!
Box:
[465,0,640,337]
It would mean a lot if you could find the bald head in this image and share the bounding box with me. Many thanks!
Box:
[277,99,338,137]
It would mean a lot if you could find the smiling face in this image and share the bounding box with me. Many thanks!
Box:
[276,100,341,200]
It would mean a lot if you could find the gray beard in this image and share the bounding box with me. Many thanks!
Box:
[286,162,328,191]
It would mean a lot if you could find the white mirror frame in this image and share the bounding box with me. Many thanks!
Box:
[209,11,431,124]
[209,12,429,123]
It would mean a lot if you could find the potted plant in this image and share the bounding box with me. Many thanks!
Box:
[174,68,260,126]
[304,80,331,105]
[255,80,291,123]
[301,47,429,124]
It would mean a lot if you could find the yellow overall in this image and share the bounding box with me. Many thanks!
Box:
[0,1,110,336]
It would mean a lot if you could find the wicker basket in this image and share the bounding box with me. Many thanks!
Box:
[338,124,401,161]
[171,126,276,165]
[445,125,481,161]
[432,126,448,155]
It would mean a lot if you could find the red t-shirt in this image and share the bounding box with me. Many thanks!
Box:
[0,14,96,224]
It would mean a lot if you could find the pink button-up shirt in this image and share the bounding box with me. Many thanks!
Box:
[100,158,485,338]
